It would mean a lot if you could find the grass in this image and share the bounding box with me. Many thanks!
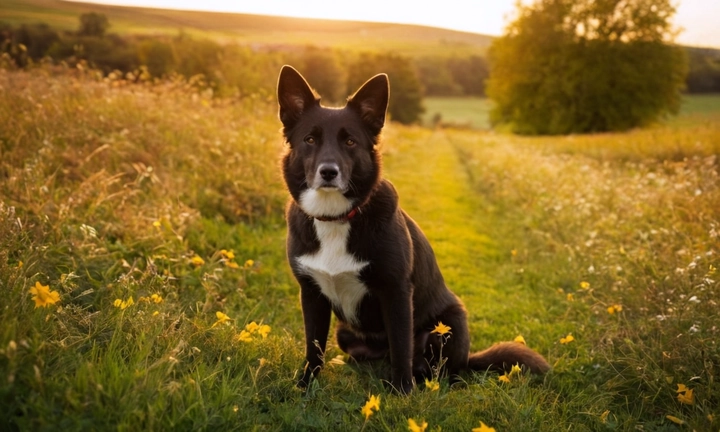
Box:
[422,97,494,130]
[424,94,720,131]
[1,64,719,431]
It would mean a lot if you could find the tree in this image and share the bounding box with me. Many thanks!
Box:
[448,55,489,96]
[78,12,110,37]
[487,0,687,134]
[347,53,424,125]
[292,47,345,104]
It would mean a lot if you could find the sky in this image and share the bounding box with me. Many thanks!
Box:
[72,0,720,48]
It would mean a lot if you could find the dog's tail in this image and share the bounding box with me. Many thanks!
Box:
[467,342,551,374]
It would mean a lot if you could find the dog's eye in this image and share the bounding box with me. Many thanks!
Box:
[304,136,315,145]
[346,139,356,147]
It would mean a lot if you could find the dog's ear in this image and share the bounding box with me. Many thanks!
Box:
[347,74,389,135]
[277,65,319,129]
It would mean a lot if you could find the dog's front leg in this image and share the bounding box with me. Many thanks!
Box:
[297,276,332,389]
[378,282,414,394]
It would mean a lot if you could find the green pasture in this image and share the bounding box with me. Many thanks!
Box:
[1,66,719,430]
[423,94,720,130]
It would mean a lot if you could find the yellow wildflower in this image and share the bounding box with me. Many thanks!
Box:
[244,259,254,269]
[152,220,161,228]
[607,304,622,314]
[425,378,440,391]
[150,294,163,303]
[514,335,526,345]
[30,281,60,308]
[580,281,590,290]
[190,255,205,266]
[666,415,684,425]
[113,296,134,309]
[236,330,253,342]
[224,261,240,269]
[677,387,694,405]
[361,394,380,420]
[220,249,235,260]
[509,363,522,378]
[498,374,510,383]
[408,418,428,432]
[431,322,452,335]
[257,324,271,338]
[566,293,574,302]
[18,261,23,268]
[560,333,575,344]
[472,421,496,432]
[212,311,232,328]
[245,321,260,333]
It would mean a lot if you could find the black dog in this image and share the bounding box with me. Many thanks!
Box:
[278,65,549,393]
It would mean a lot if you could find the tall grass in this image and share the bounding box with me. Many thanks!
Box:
[451,120,719,429]
[0,65,303,430]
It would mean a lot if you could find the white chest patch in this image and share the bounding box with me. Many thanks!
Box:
[296,219,369,326]
[299,188,353,218]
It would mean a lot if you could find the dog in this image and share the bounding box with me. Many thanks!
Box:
[277,65,550,394]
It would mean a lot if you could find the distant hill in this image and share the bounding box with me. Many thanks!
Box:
[0,0,494,56]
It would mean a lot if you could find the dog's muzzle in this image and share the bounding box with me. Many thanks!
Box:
[315,163,344,190]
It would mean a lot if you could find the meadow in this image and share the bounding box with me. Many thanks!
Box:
[1,64,719,431]
[422,94,720,130]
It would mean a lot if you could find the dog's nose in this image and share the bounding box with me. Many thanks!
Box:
[319,164,339,181]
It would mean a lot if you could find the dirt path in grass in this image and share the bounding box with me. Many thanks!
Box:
[382,127,551,346]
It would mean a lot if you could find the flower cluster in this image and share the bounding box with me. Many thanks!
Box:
[236,321,271,342]
[113,296,135,309]
[498,363,522,383]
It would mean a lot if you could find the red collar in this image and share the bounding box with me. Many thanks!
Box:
[314,207,359,223]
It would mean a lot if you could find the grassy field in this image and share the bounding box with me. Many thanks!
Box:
[423,94,720,130]
[0,0,492,56]
[1,65,719,431]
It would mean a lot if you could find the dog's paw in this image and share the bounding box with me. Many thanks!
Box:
[297,363,321,389]
[386,377,414,395]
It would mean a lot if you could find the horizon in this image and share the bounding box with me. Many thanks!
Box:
[67,0,720,49]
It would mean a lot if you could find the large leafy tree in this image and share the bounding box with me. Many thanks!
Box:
[487,0,687,134]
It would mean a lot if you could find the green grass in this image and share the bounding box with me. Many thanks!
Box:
[422,97,494,129]
[1,65,719,430]
[424,94,720,130]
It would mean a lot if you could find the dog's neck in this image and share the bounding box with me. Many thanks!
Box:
[312,207,360,223]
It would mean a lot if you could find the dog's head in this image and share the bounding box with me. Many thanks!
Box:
[278,65,389,219]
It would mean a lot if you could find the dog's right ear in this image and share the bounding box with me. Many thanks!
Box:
[277,65,319,130]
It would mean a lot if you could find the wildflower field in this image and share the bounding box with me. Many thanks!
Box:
[1,66,719,431]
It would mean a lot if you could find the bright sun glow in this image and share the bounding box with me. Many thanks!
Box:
[70,0,720,47]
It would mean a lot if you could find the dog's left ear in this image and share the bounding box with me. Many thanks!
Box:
[277,65,319,129]
[347,74,389,135]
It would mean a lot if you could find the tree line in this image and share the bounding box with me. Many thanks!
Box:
[0,13,486,124]
[2,9,718,131]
